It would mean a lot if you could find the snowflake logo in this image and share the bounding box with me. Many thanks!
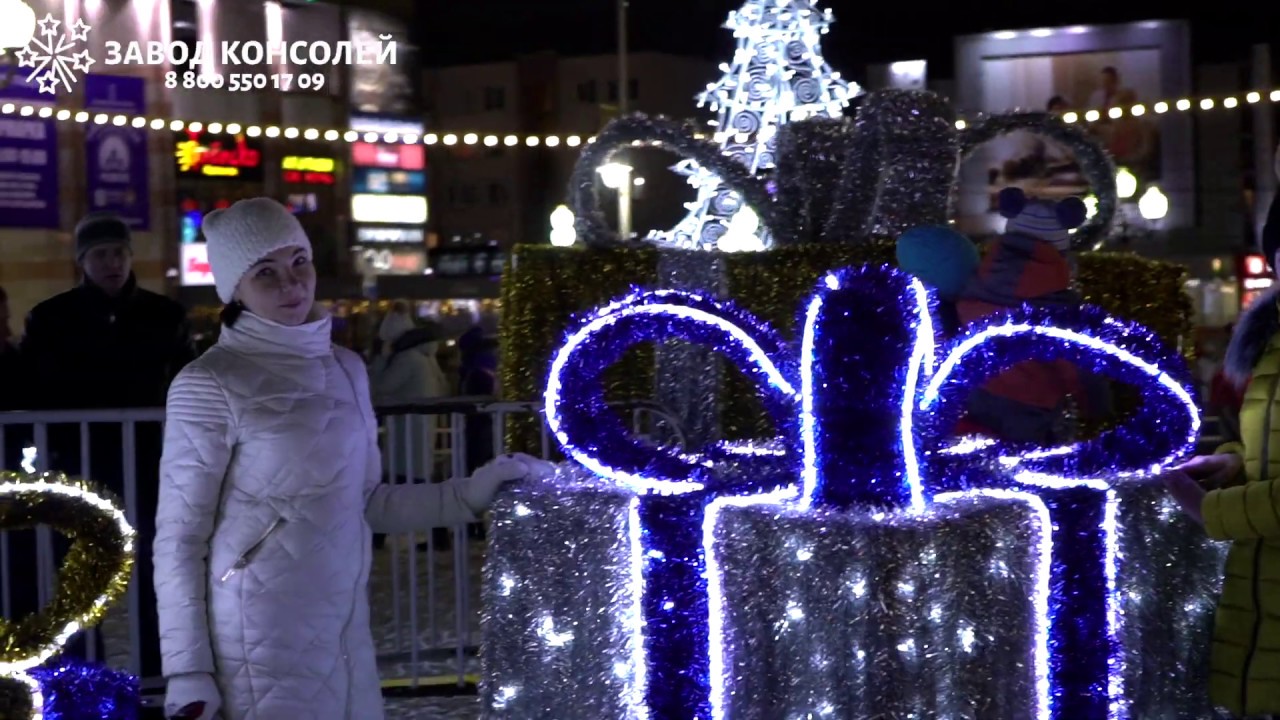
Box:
[12,13,93,95]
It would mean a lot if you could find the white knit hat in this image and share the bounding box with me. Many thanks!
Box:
[203,197,313,303]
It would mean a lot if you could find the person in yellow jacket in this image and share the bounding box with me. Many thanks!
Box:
[1163,173,1280,718]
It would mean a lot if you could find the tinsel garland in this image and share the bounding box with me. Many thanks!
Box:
[771,116,853,245]
[0,675,34,719]
[568,113,778,249]
[570,94,1118,252]
[28,658,139,720]
[0,472,136,720]
[0,472,134,665]
[499,245,659,457]
[500,244,1191,452]
[521,263,1201,719]
[823,89,959,241]
[959,111,1118,249]
[654,251,729,447]
[545,288,797,492]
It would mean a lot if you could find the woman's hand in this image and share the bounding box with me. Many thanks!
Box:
[164,673,221,720]
[1160,469,1206,525]
[462,453,557,513]
[1177,453,1244,489]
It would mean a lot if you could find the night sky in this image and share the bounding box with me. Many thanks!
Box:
[415,1,1277,80]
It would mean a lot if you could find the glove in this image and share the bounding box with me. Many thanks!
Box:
[461,453,557,513]
[164,673,221,720]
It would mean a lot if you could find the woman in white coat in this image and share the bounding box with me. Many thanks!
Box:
[153,197,550,720]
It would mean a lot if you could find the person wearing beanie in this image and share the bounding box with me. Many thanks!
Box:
[953,187,1110,444]
[153,197,554,720]
[369,315,450,550]
[1160,141,1280,718]
[15,212,194,679]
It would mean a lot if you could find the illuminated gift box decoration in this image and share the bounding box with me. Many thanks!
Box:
[482,264,1218,720]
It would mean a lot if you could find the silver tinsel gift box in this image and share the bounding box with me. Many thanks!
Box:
[481,469,644,720]
[480,470,1228,720]
[710,481,1227,720]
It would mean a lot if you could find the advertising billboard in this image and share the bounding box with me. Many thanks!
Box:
[85,74,150,230]
[953,21,1193,236]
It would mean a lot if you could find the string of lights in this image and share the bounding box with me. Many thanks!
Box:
[954,89,1280,130]
[3,88,1279,149]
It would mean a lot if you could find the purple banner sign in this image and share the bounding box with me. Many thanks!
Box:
[0,65,56,103]
[84,74,149,230]
[0,66,58,228]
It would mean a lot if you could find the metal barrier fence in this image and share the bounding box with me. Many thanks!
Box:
[0,398,682,697]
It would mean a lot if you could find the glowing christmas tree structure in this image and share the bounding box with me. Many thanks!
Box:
[648,1,858,251]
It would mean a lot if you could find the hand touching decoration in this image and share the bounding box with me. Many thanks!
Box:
[540,264,1198,720]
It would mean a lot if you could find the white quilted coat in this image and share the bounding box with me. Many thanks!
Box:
[154,309,479,720]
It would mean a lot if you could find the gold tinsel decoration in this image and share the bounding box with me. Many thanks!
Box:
[0,471,135,715]
[500,244,1193,452]
[501,245,660,455]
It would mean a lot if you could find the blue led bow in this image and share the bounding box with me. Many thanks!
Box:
[544,263,1200,720]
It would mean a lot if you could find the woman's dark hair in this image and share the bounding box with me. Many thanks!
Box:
[220,301,245,328]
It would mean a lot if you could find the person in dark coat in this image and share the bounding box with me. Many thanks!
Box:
[14,212,195,679]
[0,285,28,470]
[0,285,19,410]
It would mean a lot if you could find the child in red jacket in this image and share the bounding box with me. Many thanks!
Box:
[953,187,1110,443]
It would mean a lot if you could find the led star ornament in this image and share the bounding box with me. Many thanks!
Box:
[536,263,1199,720]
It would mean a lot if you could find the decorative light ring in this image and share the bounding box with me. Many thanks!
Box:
[566,113,778,248]
[0,472,135,718]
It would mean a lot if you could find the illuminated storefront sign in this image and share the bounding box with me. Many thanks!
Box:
[358,245,426,275]
[1240,252,1275,309]
[351,141,424,171]
[352,167,425,195]
[352,193,427,224]
[282,156,336,185]
[174,131,263,181]
[355,226,424,245]
[180,242,215,286]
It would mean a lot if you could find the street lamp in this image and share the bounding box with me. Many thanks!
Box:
[550,204,576,247]
[0,0,36,89]
[1115,167,1138,199]
[0,1,35,51]
[1138,186,1168,221]
[597,161,634,239]
[598,162,633,189]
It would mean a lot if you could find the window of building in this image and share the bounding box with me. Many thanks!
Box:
[461,185,479,206]
[483,86,506,111]
[607,80,639,103]
[447,186,459,207]
[488,183,508,206]
[577,80,597,103]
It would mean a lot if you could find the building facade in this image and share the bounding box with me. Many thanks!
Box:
[422,51,713,266]
[0,0,415,325]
